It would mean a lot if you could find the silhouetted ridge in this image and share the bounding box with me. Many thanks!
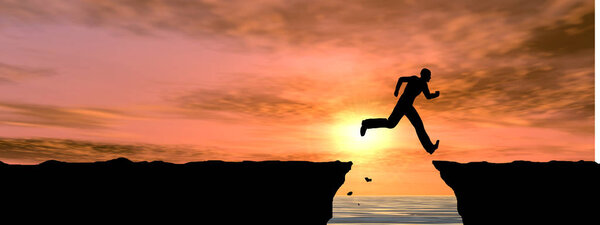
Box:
[1,158,352,225]
[434,160,600,225]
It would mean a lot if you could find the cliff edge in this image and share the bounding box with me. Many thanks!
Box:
[434,160,600,225]
[0,158,352,225]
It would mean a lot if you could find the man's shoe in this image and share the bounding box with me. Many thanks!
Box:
[360,125,367,137]
[427,140,439,154]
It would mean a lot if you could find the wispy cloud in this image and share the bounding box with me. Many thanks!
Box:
[411,6,594,134]
[166,74,340,123]
[521,11,594,55]
[1,0,592,133]
[420,57,594,132]
[0,102,128,129]
[0,137,215,163]
[0,1,589,48]
[0,137,339,164]
[0,62,55,83]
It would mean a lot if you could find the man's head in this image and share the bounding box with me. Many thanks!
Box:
[420,68,431,82]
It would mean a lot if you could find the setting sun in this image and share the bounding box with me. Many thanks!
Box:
[330,116,396,155]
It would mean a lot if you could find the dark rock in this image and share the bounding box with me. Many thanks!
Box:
[347,191,353,196]
[0,158,352,225]
[365,177,372,182]
[434,160,600,225]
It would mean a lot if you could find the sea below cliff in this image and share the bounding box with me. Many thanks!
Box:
[330,196,462,225]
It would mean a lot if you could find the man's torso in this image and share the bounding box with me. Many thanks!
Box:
[398,76,423,105]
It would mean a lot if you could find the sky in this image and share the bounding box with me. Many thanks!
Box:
[0,0,594,195]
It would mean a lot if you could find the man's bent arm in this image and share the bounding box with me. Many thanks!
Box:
[423,83,440,99]
[394,76,413,97]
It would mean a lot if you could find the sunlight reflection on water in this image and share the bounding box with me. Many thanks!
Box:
[329,196,462,225]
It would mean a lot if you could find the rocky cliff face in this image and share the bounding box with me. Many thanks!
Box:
[434,160,600,225]
[0,158,352,225]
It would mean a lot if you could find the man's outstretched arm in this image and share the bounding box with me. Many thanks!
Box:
[394,76,414,97]
[423,83,440,99]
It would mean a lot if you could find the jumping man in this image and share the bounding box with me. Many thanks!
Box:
[360,68,440,154]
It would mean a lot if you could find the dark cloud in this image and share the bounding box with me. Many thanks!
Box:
[175,89,318,119]
[489,10,595,57]
[238,151,338,162]
[524,12,594,55]
[401,5,595,133]
[0,137,139,161]
[432,144,594,162]
[418,62,594,132]
[0,0,593,134]
[0,62,55,83]
[168,74,336,122]
[0,137,336,163]
[0,0,582,47]
[0,102,126,129]
[0,137,222,163]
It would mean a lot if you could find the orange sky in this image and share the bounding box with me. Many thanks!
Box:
[0,0,595,195]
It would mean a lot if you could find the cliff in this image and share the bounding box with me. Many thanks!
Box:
[0,158,352,225]
[433,160,600,225]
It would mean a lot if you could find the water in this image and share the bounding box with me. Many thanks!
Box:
[329,196,462,225]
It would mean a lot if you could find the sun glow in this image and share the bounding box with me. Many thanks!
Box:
[330,116,396,156]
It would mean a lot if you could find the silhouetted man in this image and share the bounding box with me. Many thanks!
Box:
[360,68,440,154]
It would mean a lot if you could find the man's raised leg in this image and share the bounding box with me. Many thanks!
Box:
[361,118,388,136]
[361,111,403,136]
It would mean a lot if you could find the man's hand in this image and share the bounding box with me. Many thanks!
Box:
[394,77,405,98]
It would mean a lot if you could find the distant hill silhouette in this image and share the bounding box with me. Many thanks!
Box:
[434,160,600,225]
[1,158,352,225]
